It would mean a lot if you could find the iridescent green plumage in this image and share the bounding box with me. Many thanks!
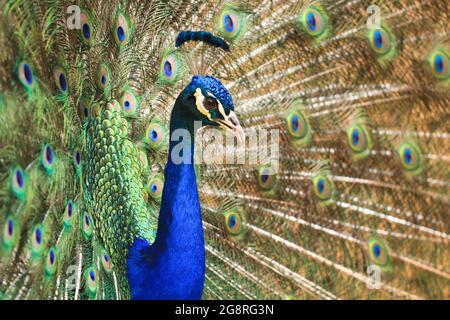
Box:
[0,0,449,301]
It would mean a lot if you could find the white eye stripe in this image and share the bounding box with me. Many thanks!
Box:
[218,101,226,118]
[194,89,229,120]
[194,88,212,120]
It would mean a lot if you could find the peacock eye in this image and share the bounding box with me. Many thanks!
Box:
[100,248,112,273]
[312,173,335,204]
[224,14,235,33]
[298,5,330,40]
[17,61,35,91]
[31,225,45,256]
[286,103,312,147]
[223,210,247,240]
[79,10,94,45]
[224,212,242,236]
[53,66,68,94]
[10,166,27,200]
[428,48,449,80]
[3,216,18,249]
[73,149,82,171]
[147,174,164,202]
[305,10,323,34]
[45,247,57,276]
[97,62,111,92]
[41,144,56,174]
[138,149,148,168]
[159,51,185,84]
[120,89,138,114]
[367,237,392,272]
[366,25,397,62]
[113,11,131,47]
[204,97,218,110]
[368,28,392,55]
[64,200,76,227]
[85,266,98,297]
[221,12,240,38]
[347,124,370,154]
[398,142,423,175]
[82,210,93,240]
[145,120,166,150]
[217,6,246,41]
[257,165,277,191]
[287,110,308,139]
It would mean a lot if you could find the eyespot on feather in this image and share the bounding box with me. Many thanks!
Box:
[398,142,424,176]
[427,47,450,82]
[100,248,112,273]
[147,174,164,202]
[31,224,45,257]
[145,120,167,150]
[120,88,138,115]
[113,10,132,47]
[45,247,57,276]
[9,166,27,200]
[312,173,334,204]
[346,124,371,159]
[257,165,277,192]
[80,9,94,45]
[224,211,243,236]
[159,51,185,84]
[40,144,56,174]
[297,5,331,41]
[366,25,397,62]
[97,63,111,92]
[78,98,92,124]
[17,61,35,91]
[81,210,93,240]
[64,200,76,228]
[367,237,392,273]
[216,5,247,42]
[2,216,18,250]
[85,266,98,297]
[53,66,68,94]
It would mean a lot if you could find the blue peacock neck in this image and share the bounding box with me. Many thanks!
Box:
[168,98,198,164]
[127,93,205,300]
[156,97,204,247]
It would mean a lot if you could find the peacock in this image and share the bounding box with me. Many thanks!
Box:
[0,0,449,300]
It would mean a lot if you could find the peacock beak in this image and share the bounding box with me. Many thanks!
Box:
[215,110,245,142]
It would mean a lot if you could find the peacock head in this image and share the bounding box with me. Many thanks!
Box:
[180,75,244,140]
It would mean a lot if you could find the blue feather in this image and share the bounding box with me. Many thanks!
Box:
[127,82,206,300]
[176,31,230,51]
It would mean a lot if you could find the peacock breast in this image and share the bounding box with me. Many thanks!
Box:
[84,103,154,294]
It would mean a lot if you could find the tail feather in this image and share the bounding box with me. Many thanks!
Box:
[0,0,449,300]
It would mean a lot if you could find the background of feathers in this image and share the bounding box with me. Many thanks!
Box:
[0,0,449,300]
